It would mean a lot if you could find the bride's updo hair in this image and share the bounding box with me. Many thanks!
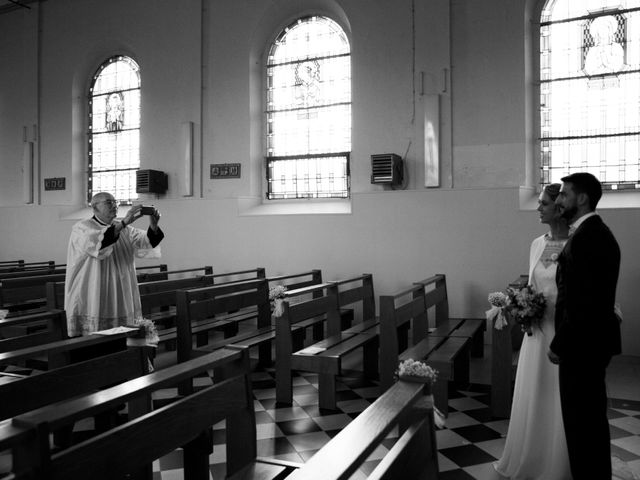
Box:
[543,183,561,201]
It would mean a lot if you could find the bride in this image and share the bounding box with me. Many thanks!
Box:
[494,183,571,479]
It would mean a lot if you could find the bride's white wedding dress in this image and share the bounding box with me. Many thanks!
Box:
[494,234,571,480]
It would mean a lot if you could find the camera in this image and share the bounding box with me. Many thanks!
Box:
[140,206,156,216]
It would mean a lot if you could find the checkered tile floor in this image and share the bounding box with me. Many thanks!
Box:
[142,361,640,480]
[6,354,638,480]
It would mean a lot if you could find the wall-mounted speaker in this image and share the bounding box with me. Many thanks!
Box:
[370,154,403,186]
[136,169,168,194]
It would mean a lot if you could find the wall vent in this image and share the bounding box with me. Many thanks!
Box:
[136,169,168,194]
[370,154,403,185]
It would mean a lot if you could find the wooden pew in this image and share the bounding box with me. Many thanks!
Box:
[211,266,266,284]
[9,346,301,480]
[0,266,156,319]
[490,274,528,418]
[0,346,149,421]
[139,275,215,333]
[268,269,354,339]
[135,265,213,283]
[0,260,24,267]
[0,310,68,361]
[176,278,273,369]
[0,322,143,372]
[134,263,168,273]
[44,268,266,352]
[276,275,379,410]
[414,274,486,357]
[379,281,471,417]
[287,377,438,480]
[0,260,55,274]
[0,273,66,315]
[173,270,322,372]
[0,268,66,281]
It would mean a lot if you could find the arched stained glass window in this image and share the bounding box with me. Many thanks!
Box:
[540,0,640,190]
[88,55,141,203]
[266,16,351,199]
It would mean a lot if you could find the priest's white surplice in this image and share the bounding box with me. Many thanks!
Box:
[64,218,161,336]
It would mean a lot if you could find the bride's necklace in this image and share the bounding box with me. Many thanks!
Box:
[540,234,567,268]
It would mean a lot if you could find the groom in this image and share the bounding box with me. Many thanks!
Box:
[548,172,621,479]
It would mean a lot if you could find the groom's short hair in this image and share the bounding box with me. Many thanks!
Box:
[561,172,602,211]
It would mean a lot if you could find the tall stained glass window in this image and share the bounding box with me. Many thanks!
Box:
[88,56,141,203]
[540,1,640,189]
[266,16,351,199]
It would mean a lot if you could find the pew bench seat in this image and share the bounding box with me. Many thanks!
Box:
[276,275,378,410]
[399,334,469,416]
[381,275,475,417]
[292,326,379,410]
[7,346,301,480]
[429,317,486,357]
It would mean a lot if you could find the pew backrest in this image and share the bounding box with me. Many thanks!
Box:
[0,268,66,281]
[138,274,215,314]
[379,285,428,387]
[0,273,66,307]
[267,269,322,291]
[0,346,149,420]
[136,265,213,283]
[0,309,68,353]
[209,267,266,284]
[331,273,376,333]
[175,278,271,362]
[286,378,438,480]
[9,347,290,480]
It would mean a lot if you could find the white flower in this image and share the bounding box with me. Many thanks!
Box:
[488,292,507,307]
[397,359,438,383]
[269,285,287,300]
[133,318,159,347]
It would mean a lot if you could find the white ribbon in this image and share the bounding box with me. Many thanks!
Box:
[427,394,446,428]
[486,306,508,330]
[272,298,286,317]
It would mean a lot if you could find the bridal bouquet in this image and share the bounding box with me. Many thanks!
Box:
[487,285,546,336]
[269,284,287,317]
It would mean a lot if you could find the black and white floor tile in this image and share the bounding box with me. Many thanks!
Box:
[138,361,640,480]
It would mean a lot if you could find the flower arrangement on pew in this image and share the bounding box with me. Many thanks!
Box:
[395,359,445,428]
[0,309,7,320]
[132,317,160,348]
[486,285,546,336]
[396,358,438,384]
[269,285,287,317]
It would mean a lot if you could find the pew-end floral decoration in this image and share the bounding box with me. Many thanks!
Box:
[486,291,509,330]
[395,359,445,428]
[396,358,438,385]
[133,317,159,347]
[269,285,287,317]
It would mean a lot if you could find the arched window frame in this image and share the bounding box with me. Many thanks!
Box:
[538,0,640,191]
[265,15,352,200]
[87,55,141,204]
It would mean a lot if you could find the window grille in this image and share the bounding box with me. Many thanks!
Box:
[266,16,351,199]
[88,55,141,204]
[539,1,640,190]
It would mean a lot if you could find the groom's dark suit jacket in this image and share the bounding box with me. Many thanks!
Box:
[551,215,621,361]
